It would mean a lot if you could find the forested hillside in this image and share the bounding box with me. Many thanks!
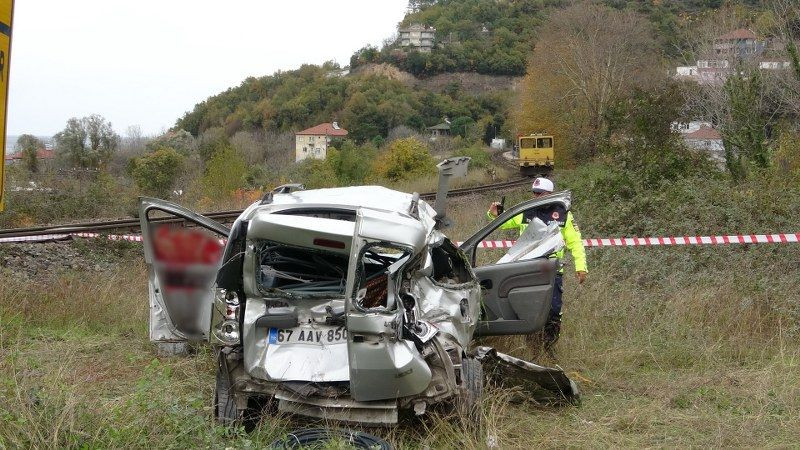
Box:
[175,62,509,142]
[349,0,763,77]
[177,0,765,142]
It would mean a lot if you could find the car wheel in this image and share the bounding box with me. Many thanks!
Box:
[214,355,241,426]
[458,357,484,423]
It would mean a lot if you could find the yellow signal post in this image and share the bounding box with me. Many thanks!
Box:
[0,0,13,211]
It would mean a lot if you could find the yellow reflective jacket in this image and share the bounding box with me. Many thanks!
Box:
[486,209,587,273]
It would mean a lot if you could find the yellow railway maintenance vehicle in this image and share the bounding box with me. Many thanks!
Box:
[516,134,554,176]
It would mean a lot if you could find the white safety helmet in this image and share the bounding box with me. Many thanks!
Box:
[531,177,554,193]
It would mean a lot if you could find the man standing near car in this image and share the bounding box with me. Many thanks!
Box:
[486,177,587,350]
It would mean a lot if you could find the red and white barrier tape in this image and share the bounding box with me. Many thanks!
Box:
[468,233,800,248]
[0,232,143,244]
[1,231,799,247]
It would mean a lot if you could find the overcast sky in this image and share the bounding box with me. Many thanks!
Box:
[8,0,408,137]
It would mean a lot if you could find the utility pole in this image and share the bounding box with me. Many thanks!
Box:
[0,0,14,211]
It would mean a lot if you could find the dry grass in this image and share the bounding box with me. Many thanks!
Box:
[1,189,799,448]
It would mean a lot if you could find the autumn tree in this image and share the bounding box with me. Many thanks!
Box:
[15,134,43,173]
[54,115,120,169]
[514,3,662,162]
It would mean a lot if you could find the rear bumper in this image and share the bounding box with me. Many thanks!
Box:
[276,391,399,425]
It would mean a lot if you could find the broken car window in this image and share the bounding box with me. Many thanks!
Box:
[430,238,472,284]
[354,245,410,310]
[496,218,564,264]
[256,241,349,296]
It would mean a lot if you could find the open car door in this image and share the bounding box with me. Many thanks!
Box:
[459,192,571,336]
[139,197,230,343]
[344,208,433,402]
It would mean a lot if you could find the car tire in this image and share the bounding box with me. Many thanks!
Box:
[214,356,241,426]
[458,357,484,423]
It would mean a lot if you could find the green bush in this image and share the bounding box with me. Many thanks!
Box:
[0,173,137,227]
[455,146,491,168]
[371,138,436,182]
[201,144,247,200]
[284,158,337,189]
[128,148,185,198]
[326,141,377,185]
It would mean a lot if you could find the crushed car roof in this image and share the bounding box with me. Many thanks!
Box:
[241,186,439,233]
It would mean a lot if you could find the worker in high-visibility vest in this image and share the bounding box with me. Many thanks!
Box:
[487,177,587,349]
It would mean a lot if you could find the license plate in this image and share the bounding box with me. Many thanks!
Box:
[268,326,347,345]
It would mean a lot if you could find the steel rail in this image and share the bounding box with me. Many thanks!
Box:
[0,178,531,239]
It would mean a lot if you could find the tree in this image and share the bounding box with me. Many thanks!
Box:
[147,129,196,155]
[124,125,147,154]
[327,141,377,185]
[682,7,787,179]
[371,137,436,181]
[128,147,185,197]
[450,116,475,139]
[15,134,43,173]
[201,144,247,200]
[515,3,662,161]
[54,115,120,169]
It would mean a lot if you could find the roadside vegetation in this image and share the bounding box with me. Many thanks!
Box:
[1,0,799,446]
[1,175,798,446]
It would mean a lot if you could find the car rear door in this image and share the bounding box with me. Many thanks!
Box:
[139,197,230,343]
[343,208,433,402]
[459,192,570,336]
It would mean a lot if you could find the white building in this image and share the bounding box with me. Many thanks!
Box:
[673,29,789,85]
[399,24,435,53]
[295,122,349,162]
[683,125,726,167]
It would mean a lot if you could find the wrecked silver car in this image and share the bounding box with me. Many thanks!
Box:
[138,159,579,426]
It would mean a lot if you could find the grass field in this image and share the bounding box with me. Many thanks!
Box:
[1,188,799,448]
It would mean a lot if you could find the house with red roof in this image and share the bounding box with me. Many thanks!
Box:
[4,148,55,163]
[295,122,348,162]
[683,125,726,167]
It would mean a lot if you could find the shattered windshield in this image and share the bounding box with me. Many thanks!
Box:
[256,241,349,296]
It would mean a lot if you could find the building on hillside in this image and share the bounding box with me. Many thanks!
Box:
[427,120,451,140]
[295,122,348,162]
[671,120,713,135]
[399,24,435,53]
[683,125,726,167]
[674,28,789,85]
[713,28,763,58]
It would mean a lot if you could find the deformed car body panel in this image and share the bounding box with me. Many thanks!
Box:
[412,275,480,349]
[138,197,229,343]
[344,208,433,402]
[139,183,581,426]
[472,346,580,404]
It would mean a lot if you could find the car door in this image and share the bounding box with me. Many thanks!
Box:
[343,208,433,402]
[139,197,230,343]
[459,192,571,336]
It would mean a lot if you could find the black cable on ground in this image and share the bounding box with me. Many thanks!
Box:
[270,428,392,449]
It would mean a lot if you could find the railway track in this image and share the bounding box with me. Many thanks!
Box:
[0,178,531,240]
[490,147,518,170]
